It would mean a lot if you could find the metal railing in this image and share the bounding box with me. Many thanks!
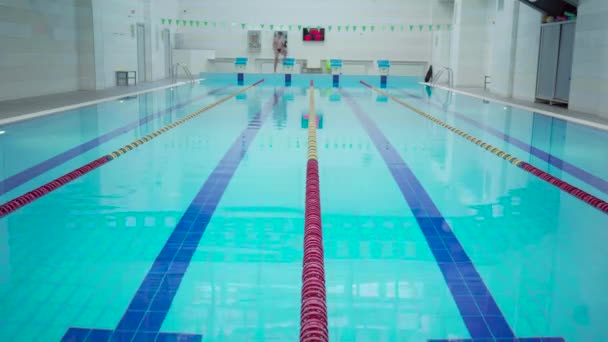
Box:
[484,75,492,90]
[172,63,196,83]
[432,67,454,88]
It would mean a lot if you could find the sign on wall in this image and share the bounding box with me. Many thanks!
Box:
[248,30,261,52]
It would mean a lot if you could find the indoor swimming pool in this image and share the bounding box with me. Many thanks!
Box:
[0,75,607,341]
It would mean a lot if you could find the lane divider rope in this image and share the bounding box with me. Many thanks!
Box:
[360,81,608,214]
[0,79,265,218]
[299,80,329,342]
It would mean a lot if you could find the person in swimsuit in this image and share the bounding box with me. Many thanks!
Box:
[273,31,287,73]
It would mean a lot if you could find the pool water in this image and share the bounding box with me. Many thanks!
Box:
[0,74,607,341]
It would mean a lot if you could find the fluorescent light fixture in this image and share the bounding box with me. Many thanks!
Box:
[0,131,5,135]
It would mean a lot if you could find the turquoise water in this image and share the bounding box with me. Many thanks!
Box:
[0,75,607,341]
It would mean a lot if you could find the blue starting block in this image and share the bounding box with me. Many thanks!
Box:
[283,58,295,86]
[235,57,248,85]
[377,60,390,88]
[330,59,342,88]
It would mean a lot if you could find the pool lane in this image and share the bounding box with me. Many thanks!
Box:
[367,84,608,214]
[0,83,262,218]
[396,87,608,199]
[316,89,469,341]
[159,86,306,341]
[0,83,232,200]
[346,88,608,341]
[0,86,271,341]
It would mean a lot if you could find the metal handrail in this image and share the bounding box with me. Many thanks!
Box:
[432,67,453,88]
[172,63,196,83]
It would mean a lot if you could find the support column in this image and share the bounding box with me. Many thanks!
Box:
[450,0,492,87]
[488,0,520,97]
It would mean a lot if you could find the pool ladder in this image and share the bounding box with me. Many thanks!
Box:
[432,67,454,88]
[172,63,196,84]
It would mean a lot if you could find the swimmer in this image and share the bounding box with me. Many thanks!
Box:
[273,31,287,73]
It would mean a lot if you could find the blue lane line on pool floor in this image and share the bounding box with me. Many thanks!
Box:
[0,86,229,197]
[399,89,608,197]
[61,89,283,342]
[343,90,564,342]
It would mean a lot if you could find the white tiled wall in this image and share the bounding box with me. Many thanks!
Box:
[0,0,92,101]
[569,0,608,118]
[0,0,178,100]
[175,0,453,75]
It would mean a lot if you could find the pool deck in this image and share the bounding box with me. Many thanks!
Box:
[424,83,608,131]
[0,78,200,126]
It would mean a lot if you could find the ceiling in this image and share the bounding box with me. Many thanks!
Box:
[519,0,577,16]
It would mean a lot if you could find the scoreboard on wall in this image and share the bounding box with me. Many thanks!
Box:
[303,28,325,41]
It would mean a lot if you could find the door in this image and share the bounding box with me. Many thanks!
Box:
[554,22,575,102]
[162,29,172,78]
[137,23,146,83]
[536,25,560,100]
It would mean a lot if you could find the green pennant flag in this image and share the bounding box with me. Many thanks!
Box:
[362,25,366,32]
[298,25,302,31]
[175,19,180,26]
[328,25,332,31]
[436,24,441,30]
[168,19,172,25]
[317,25,321,30]
[382,25,386,31]
[353,25,357,32]
[261,24,265,29]
[371,25,375,32]
[429,25,433,31]
[182,20,187,26]
[345,25,350,31]
[419,24,424,31]
[400,25,404,31]
[390,25,395,31]
[307,25,310,31]
[196,21,200,27]
[190,20,194,26]
[270,24,274,30]
[161,18,165,24]
[213,22,217,27]
[337,25,342,31]
[288,25,293,31]
[204,21,208,26]
[409,25,414,31]
[241,23,246,29]
[448,24,452,30]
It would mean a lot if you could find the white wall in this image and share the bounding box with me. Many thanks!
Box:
[175,0,453,75]
[90,0,177,89]
[512,3,541,101]
[0,0,92,101]
[569,0,608,119]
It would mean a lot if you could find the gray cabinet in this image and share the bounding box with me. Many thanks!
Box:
[536,21,576,104]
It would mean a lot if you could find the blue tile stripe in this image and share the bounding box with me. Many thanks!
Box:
[62,89,284,342]
[0,86,230,197]
[343,91,563,342]
[399,89,608,196]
